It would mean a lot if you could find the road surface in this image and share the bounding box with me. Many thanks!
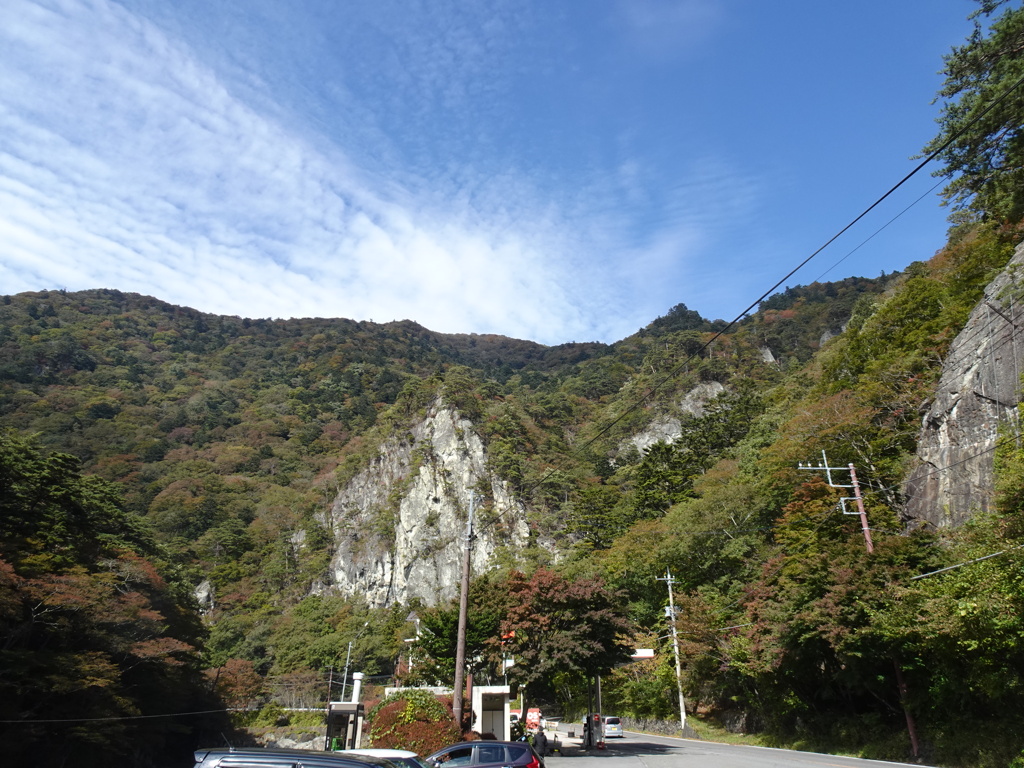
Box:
[542,728,934,768]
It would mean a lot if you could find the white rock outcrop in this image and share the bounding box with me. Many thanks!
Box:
[627,381,726,453]
[319,399,529,608]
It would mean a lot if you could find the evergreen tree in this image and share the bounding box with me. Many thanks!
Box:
[925,0,1024,222]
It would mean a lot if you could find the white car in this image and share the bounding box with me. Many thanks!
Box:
[602,716,623,738]
[346,749,430,768]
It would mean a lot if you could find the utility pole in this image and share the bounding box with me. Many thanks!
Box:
[798,454,920,755]
[657,569,686,733]
[798,451,873,553]
[452,492,475,731]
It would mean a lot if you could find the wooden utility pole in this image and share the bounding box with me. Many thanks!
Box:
[847,463,873,554]
[452,492,475,731]
[798,454,919,756]
[797,452,872,553]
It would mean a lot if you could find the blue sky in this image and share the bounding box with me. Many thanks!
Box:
[1,0,978,344]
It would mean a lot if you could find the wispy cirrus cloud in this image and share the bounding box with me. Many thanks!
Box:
[0,0,776,344]
[614,0,723,61]
[0,0,592,341]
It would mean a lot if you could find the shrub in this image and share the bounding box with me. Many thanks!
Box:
[366,690,461,754]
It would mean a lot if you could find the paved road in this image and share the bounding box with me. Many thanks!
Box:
[542,729,935,768]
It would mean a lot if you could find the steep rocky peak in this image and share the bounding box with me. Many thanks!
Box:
[317,399,529,607]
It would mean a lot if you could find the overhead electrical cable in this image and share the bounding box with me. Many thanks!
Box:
[509,67,1024,506]
[811,177,945,283]
[910,544,1024,580]
[0,708,241,724]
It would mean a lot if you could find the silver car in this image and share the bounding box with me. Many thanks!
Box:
[602,716,623,738]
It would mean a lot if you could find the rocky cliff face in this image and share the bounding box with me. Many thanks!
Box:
[626,381,726,454]
[903,241,1024,528]
[318,399,530,608]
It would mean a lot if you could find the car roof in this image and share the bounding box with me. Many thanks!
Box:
[195,747,400,767]
[346,750,420,759]
[426,741,538,763]
[431,741,525,749]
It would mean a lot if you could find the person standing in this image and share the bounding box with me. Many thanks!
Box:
[533,727,548,756]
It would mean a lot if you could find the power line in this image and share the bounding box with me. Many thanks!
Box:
[510,68,1024,506]
[0,708,241,724]
[910,544,1024,580]
[811,178,946,283]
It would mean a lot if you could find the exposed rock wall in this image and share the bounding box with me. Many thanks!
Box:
[626,381,726,454]
[903,242,1024,528]
[319,399,529,608]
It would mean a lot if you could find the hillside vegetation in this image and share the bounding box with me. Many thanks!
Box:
[5,2,1024,767]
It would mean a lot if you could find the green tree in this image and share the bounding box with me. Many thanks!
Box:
[925,0,1024,222]
[500,568,633,716]
[0,430,213,768]
[631,384,763,519]
[408,574,512,685]
[565,484,628,551]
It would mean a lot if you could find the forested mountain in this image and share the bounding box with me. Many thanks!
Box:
[5,2,1024,767]
[3,225,1022,767]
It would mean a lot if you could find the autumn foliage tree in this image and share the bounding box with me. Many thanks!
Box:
[0,430,213,768]
[499,568,633,716]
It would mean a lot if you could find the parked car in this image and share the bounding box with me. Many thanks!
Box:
[193,747,401,768]
[602,716,623,738]
[425,740,543,768]
[346,749,430,768]
[579,714,623,739]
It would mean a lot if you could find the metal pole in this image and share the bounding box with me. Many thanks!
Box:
[663,570,687,732]
[324,665,335,751]
[340,621,369,703]
[340,641,353,702]
[452,492,475,730]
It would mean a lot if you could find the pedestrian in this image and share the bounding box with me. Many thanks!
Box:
[533,727,548,757]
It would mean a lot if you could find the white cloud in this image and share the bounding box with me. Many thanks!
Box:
[0,0,776,345]
[614,0,723,61]
[0,0,598,343]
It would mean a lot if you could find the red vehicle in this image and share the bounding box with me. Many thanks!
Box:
[509,708,542,731]
[524,708,542,731]
[426,740,544,768]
